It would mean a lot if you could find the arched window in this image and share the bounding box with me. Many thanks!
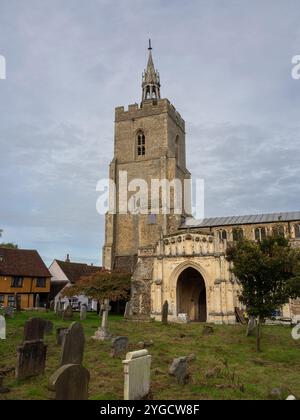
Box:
[232,228,244,242]
[295,224,300,239]
[219,229,227,241]
[254,227,267,241]
[137,131,146,157]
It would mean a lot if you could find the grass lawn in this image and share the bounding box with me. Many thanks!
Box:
[0,311,299,400]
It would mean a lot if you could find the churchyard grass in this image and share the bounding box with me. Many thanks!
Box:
[0,311,299,400]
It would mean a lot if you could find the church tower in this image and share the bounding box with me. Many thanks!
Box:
[103,42,191,276]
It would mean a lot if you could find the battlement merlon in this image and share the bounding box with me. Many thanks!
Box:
[115,99,185,132]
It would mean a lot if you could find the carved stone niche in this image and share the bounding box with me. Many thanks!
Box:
[164,239,169,245]
[185,234,192,241]
[195,237,200,242]
[202,238,207,242]
[155,279,163,286]
[171,238,176,244]
[177,237,182,243]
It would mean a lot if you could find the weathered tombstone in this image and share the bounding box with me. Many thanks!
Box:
[56,327,68,346]
[162,301,169,325]
[44,320,54,335]
[35,294,40,309]
[178,313,190,324]
[202,325,214,336]
[124,301,132,319]
[4,307,14,319]
[16,341,47,380]
[169,357,189,385]
[80,304,87,321]
[123,350,152,400]
[62,304,73,321]
[15,294,21,312]
[49,364,90,400]
[50,300,55,311]
[246,316,256,337]
[93,299,111,340]
[111,336,129,358]
[60,322,85,366]
[23,318,46,342]
[0,315,6,340]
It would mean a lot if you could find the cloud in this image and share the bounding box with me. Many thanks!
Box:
[0,0,300,265]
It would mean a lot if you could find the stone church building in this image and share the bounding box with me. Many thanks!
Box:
[103,43,300,324]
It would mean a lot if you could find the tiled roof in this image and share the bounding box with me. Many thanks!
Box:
[182,211,300,229]
[0,248,51,277]
[55,260,102,284]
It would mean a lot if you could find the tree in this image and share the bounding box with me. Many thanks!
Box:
[226,236,300,352]
[63,269,131,309]
[0,243,18,249]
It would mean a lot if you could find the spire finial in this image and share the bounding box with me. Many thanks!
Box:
[142,39,161,102]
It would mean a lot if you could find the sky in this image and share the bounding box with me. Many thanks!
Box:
[0,0,300,266]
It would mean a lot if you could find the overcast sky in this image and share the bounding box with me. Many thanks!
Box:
[0,0,300,266]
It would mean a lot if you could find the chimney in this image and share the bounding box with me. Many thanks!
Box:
[65,254,70,263]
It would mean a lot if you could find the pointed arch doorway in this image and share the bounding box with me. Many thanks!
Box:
[177,267,207,322]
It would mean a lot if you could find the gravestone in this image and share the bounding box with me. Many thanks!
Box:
[123,350,152,400]
[202,325,214,336]
[246,316,256,337]
[162,301,169,325]
[56,327,68,346]
[80,304,87,321]
[4,307,14,319]
[93,299,111,340]
[62,304,73,321]
[50,300,55,311]
[60,322,85,366]
[124,301,132,319]
[49,364,90,400]
[0,315,6,340]
[111,336,129,358]
[178,313,190,324]
[15,294,21,312]
[169,357,189,385]
[35,294,40,308]
[16,341,47,380]
[23,318,46,342]
[44,320,54,335]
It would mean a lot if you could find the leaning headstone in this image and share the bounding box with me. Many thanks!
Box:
[56,327,68,346]
[60,322,85,366]
[162,301,169,325]
[169,357,189,385]
[62,304,73,321]
[246,316,256,337]
[16,340,47,380]
[23,318,46,342]
[49,364,90,400]
[44,320,54,335]
[93,299,111,340]
[111,336,129,358]
[4,307,14,319]
[123,350,152,400]
[80,305,87,321]
[0,315,6,340]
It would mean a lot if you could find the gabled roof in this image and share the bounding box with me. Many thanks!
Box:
[55,260,102,284]
[0,248,51,277]
[182,211,300,229]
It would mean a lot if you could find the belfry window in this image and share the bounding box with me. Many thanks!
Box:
[219,230,228,241]
[137,132,146,157]
[254,227,267,241]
